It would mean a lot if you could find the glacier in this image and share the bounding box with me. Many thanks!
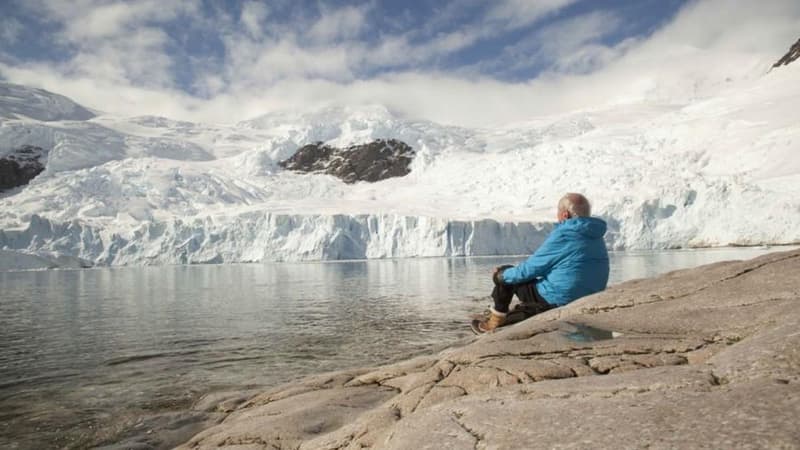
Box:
[1,62,799,269]
[0,213,551,267]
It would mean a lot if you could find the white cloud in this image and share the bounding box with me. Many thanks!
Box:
[246,39,354,82]
[71,27,175,85]
[536,11,622,65]
[474,10,624,78]
[648,0,800,52]
[218,33,358,89]
[552,38,639,74]
[240,1,269,39]
[397,0,578,68]
[364,30,481,70]
[486,0,579,29]
[66,2,142,39]
[308,5,369,43]
[6,0,203,89]
[1,0,799,129]
[0,17,23,45]
[192,73,226,98]
[24,0,199,40]
[427,29,482,56]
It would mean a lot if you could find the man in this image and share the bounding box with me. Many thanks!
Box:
[472,193,610,334]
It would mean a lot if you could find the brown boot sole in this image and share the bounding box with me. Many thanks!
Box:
[470,309,532,334]
[470,319,488,335]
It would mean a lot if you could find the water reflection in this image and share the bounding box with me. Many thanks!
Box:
[563,323,617,342]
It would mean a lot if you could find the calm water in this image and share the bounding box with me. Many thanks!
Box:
[0,247,790,449]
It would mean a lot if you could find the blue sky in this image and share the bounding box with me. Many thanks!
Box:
[1,0,687,90]
[0,0,797,125]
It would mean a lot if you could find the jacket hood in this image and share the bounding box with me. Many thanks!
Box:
[557,216,607,239]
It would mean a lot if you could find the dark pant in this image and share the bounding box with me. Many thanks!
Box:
[492,265,553,314]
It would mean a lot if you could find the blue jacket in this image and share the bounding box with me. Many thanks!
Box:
[502,217,609,306]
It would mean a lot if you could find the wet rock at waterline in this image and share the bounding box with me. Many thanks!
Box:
[179,249,800,449]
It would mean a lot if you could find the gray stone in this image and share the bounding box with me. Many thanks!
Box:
[176,249,800,449]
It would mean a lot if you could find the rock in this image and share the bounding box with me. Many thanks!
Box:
[181,386,396,449]
[278,139,415,184]
[0,145,46,192]
[93,410,223,450]
[177,249,800,449]
[192,390,262,414]
[772,37,800,68]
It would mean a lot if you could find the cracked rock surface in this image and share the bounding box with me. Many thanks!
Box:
[178,249,800,449]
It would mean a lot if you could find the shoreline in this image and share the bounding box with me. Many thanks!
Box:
[173,249,800,449]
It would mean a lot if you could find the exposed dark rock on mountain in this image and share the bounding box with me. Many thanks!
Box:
[773,37,800,68]
[279,139,415,184]
[0,145,46,192]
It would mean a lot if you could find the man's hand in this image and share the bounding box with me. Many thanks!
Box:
[493,265,513,286]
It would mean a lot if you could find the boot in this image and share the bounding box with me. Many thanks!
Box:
[471,304,527,323]
[471,308,507,334]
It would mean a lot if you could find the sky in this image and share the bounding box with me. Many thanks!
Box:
[0,0,798,126]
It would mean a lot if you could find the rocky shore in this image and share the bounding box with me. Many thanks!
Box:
[177,249,800,449]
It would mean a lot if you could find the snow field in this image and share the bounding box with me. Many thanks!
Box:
[0,63,798,267]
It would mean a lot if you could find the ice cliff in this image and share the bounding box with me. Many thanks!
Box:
[0,213,550,267]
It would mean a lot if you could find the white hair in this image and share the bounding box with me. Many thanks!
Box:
[558,193,591,217]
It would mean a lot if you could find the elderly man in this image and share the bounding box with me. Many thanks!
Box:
[472,193,610,334]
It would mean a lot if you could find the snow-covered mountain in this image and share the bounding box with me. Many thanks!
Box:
[1,59,799,268]
[0,83,95,122]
